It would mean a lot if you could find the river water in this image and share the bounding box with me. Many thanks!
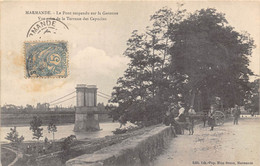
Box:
[0,122,128,142]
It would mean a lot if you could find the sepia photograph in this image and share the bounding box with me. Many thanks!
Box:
[0,1,259,166]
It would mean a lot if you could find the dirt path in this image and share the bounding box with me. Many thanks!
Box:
[152,117,260,166]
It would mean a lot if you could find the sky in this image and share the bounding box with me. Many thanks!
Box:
[1,1,259,107]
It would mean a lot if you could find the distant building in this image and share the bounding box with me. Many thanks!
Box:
[36,103,50,111]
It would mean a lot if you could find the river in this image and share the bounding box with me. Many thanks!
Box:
[0,122,130,142]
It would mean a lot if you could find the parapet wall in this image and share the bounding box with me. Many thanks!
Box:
[66,125,174,166]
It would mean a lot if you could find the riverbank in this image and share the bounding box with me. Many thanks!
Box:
[1,122,123,143]
[1,112,111,127]
[1,124,169,166]
[66,124,173,166]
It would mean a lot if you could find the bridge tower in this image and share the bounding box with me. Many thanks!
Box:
[74,84,100,131]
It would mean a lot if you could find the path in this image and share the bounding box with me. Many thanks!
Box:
[152,117,260,166]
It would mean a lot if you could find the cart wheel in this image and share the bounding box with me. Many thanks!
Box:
[213,111,225,126]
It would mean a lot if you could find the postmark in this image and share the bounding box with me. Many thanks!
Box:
[24,41,68,78]
[27,18,69,38]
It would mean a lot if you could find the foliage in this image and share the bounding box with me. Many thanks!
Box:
[48,117,58,141]
[112,125,143,134]
[168,8,255,109]
[97,102,106,111]
[245,79,259,115]
[110,5,187,125]
[113,128,127,134]
[5,126,24,145]
[30,116,43,140]
[61,135,77,153]
[111,5,255,125]
[105,104,119,121]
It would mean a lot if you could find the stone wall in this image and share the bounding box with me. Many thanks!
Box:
[66,125,174,166]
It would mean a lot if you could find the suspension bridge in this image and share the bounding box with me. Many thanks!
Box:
[45,84,112,132]
[48,87,111,108]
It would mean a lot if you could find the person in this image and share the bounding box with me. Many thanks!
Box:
[233,105,241,125]
[26,145,31,153]
[208,105,215,131]
[188,106,196,115]
[43,146,46,154]
[177,102,186,122]
[165,103,181,135]
[202,110,208,127]
[118,115,126,128]
[188,106,196,126]
[163,110,177,137]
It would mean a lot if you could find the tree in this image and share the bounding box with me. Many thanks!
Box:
[48,121,57,141]
[61,135,76,163]
[30,116,43,141]
[5,126,24,146]
[110,5,186,125]
[168,8,255,110]
[61,135,76,152]
[26,104,34,111]
[111,6,255,125]
[245,79,259,115]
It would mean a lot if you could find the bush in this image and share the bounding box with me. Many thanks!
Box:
[112,125,142,135]
[112,128,127,134]
[5,126,24,146]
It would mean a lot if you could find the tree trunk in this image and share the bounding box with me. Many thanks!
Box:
[197,92,201,112]
[36,140,39,156]
[221,98,224,111]
[152,36,155,97]
[190,90,196,108]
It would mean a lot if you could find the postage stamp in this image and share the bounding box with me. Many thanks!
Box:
[24,41,68,78]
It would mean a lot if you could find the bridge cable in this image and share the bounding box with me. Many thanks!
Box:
[97,94,111,100]
[49,91,111,105]
[97,91,111,97]
[49,91,76,104]
[50,96,76,106]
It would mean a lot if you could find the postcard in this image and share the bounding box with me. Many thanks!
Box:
[0,1,259,166]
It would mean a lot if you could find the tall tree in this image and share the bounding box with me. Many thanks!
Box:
[110,5,186,124]
[111,6,255,125]
[30,116,43,155]
[48,121,57,141]
[30,116,43,141]
[168,8,255,110]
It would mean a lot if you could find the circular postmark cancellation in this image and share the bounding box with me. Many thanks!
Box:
[25,41,68,78]
[26,18,69,38]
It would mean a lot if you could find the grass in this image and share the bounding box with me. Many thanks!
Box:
[1,126,157,166]
[1,147,16,166]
